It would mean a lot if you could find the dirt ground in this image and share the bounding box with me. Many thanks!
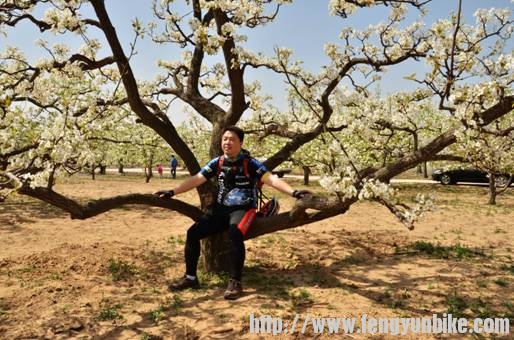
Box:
[0,174,513,339]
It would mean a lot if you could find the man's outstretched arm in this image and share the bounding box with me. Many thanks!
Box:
[155,173,207,198]
[261,173,312,199]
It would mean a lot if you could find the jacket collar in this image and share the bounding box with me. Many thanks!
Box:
[224,149,250,162]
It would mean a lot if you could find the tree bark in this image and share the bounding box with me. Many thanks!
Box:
[200,185,232,272]
[118,160,124,175]
[18,186,204,221]
[414,134,421,174]
[201,233,232,273]
[303,166,311,186]
[488,173,497,205]
[144,155,154,183]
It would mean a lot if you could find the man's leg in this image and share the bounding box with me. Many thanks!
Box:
[224,209,252,299]
[184,215,225,277]
[228,210,250,281]
[169,213,225,291]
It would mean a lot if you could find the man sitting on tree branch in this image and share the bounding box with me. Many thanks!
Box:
[155,125,310,300]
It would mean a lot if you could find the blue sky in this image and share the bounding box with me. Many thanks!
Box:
[2,0,512,123]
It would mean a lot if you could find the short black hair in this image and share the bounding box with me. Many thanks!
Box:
[222,125,244,142]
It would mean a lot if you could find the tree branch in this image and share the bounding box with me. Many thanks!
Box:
[90,0,202,175]
[3,13,51,32]
[213,9,247,123]
[247,196,355,239]
[57,54,116,71]
[334,0,432,18]
[0,142,40,160]
[18,186,204,221]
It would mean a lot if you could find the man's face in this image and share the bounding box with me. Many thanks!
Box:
[221,130,242,158]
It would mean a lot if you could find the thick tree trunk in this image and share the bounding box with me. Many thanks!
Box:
[414,134,422,174]
[118,160,124,175]
[199,190,232,273]
[201,232,232,273]
[303,166,311,186]
[144,166,152,183]
[145,155,154,183]
[488,174,497,205]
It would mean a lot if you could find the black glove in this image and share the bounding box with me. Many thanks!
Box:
[154,189,174,199]
[292,189,312,199]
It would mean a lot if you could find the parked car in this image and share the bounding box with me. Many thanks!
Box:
[432,168,512,187]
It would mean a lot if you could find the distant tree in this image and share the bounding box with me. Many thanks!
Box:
[455,114,514,204]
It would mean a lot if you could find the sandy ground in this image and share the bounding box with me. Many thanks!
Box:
[0,174,513,339]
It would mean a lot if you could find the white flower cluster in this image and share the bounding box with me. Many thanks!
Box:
[323,9,428,74]
[474,8,511,26]
[451,80,508,126]
[189,19,224,54]
[246,80,274,113]
[0,44,138,192]
[358,178,396,201]
[319,170,399,203]
[454,113,514,174]
[319,175,358,200]
[77,39,102,59]
[328,0,372,16]
[199,0,291,26]
[43,8,82,32]
[402,193,436,225]
[201,66,228,91]
[424,6,512,115]
[153,0,279,55]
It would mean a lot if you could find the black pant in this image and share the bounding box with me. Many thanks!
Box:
[185,208,247,281]
[171,167,176,178]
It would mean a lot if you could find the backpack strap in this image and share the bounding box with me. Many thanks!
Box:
[243,157,266,189]
[217,154,250,178]
[243,158,249,177]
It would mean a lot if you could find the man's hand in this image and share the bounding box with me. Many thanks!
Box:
[154,189,175,199]
[292,189,312,199]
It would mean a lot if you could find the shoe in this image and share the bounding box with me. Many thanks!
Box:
[224,278,243,300]
[168,276,200,291]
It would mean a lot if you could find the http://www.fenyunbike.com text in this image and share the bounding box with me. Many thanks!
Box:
[248,313,510,336]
